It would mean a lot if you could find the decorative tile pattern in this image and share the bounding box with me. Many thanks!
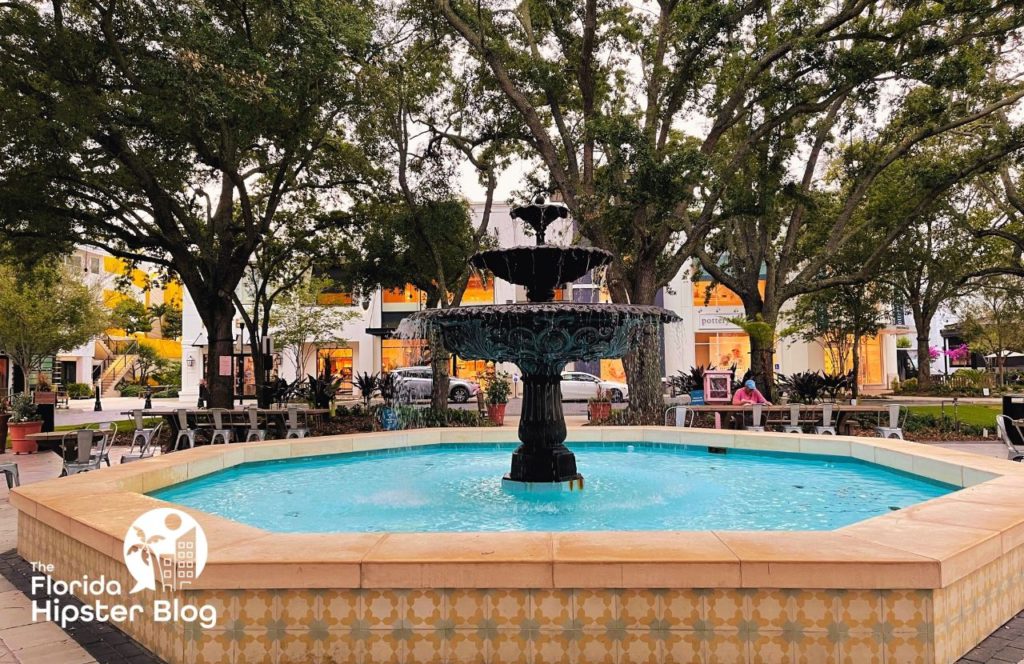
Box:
[17,514,1024,663]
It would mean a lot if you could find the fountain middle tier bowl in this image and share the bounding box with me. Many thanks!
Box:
[402,302,679,374]
[470,245,613,302]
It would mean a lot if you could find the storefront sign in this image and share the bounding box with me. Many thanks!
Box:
[696,308,744,331]
[218,357,232,376]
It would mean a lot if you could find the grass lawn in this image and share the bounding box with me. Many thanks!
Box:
[53,418,161,433]
[907,404,1001,428]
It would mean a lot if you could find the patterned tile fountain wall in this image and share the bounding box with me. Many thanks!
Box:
[22,514,1023,664]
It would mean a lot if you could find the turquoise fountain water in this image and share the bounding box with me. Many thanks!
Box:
[152,444,953,533]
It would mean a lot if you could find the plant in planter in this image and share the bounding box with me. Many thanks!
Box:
[588,386,613,422]
[485,371,512,425]
[7,393,41,454]
[687,365,714,405]
[300,372,343,410]
[354,372,380,409]
[377,372,401,430]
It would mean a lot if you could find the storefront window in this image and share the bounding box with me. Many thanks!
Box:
[318,347,353,391]
[823,335,884,385]
[692,280,765,307]
[236,356,256,396]
[383,284,423,305]
[316,291,354,306]
[600,359,626,382]
[695,332,751,373]
[461,274,494,304]
[454,357,489,383]
[0,357,8,397]
[382,339,428,372]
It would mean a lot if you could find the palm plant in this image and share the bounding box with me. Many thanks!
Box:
[354,372,380,409]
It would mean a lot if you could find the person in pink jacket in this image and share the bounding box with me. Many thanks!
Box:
[732,379,771,405]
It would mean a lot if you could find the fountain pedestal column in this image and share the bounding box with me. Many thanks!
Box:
[507,372,581,484]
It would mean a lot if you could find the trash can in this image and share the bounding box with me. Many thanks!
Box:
[1003,396,1024,445]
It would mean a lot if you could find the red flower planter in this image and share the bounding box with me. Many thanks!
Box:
[487,403,507,426]
[9,421,42,454]
[589,401,612,422]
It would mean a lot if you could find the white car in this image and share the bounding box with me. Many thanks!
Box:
[560,371,629,402]
[391,366,481,403]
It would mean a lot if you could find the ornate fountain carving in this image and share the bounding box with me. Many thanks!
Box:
[401,196,679,485]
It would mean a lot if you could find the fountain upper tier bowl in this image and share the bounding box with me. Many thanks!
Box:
[402,302,679,374]
[470,245,613,302]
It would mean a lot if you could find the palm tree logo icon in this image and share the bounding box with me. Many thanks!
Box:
[123,508,207,593]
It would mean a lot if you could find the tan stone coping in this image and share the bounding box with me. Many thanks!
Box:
[13,427,1024,592]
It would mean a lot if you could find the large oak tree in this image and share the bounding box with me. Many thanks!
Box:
[0,0,372,406]
[431,0,1024,408]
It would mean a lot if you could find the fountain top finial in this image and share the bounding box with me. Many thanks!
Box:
[510,194,568,245]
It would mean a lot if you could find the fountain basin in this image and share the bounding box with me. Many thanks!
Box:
[470,245,612,302]
[12,428,1024,664]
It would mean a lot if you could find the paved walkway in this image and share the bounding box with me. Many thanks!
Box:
[1,438,1023,663]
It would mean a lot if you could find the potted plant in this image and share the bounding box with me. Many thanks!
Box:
[485,371,512,425]
[8,393,42,454]
[588,386,613,422]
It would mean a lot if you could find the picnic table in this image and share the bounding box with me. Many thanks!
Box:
[685,403,896,433]
[120,408,330,442]
[25,430,104,455]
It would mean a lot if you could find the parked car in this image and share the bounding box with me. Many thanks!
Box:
[391,366,481,403]
[560,371,629,402]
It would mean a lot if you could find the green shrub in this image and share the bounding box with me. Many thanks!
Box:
[118,383,144,397]
[66,382,93,399]
[394,406,487,429]
[153,388,179,398]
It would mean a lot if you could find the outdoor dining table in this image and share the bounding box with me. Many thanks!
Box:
[685,403,895,433]
[120,408,330,442]
[25,430,104,455]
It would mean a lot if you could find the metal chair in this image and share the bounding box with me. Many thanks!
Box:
[130,409,161,451]
[815,404,839,435]
[285,407,309,439]
[875,404,908,440]
[173,410,198,451]
[90,421,118,466]
[0,462,19,489]
[782,405,804,434]
[60,430,105,476]
[664,405,695,427]
[244,406,266,442]
[209,409,233,445]
[996,415,1024,461]
[745,404,766,432]
[122,420,162,463]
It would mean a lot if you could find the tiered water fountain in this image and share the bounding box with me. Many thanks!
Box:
[402,196,680,489]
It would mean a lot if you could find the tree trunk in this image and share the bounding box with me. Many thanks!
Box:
[916,333,932,388]
[252,341,270,409]
[851,333,861,399]
[748,333,776,401]
[428,326,450,411]
[622,322,663,422]
[197,299,237,409]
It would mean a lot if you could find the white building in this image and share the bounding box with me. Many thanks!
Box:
[178,202,914,399]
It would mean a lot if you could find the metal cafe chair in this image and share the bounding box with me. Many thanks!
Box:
[664,405,695,428]
[745,404,766,432]
[285,406,309,439]
[875,404,908,440]
[0,462,19,489]
[244,406,267,442]
[90,421,118,466]
[782,404,804,434]
[123,419,162,463]
[815,404,840,436]
[173,409,199,451]
[209,408,233,445]
[60,429,105,476]
[130,409,161,451]
[996,415,1024,462]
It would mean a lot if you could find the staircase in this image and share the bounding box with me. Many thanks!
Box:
[96,336,139,397]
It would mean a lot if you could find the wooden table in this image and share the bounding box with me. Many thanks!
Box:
[25,430,104,455]
[685,403,894,432]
